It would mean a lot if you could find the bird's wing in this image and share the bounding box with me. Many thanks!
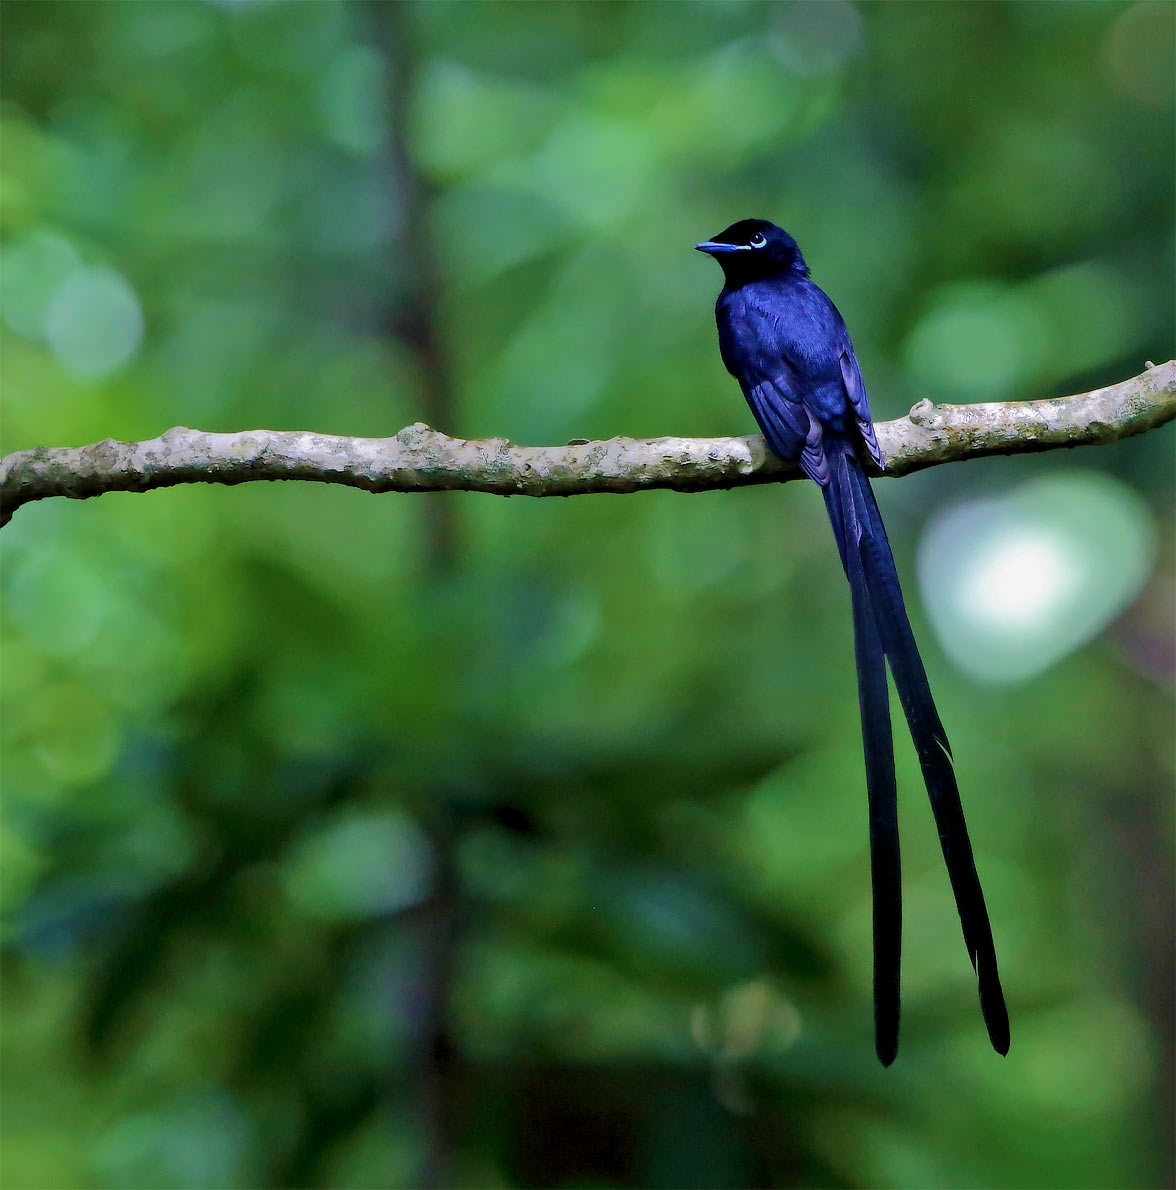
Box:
[745,374,829,485]
[839,348,885,470]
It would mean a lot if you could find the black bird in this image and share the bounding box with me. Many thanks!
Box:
[696,219,1009,1065]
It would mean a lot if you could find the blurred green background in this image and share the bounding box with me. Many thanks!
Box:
[2,2,1173,1188]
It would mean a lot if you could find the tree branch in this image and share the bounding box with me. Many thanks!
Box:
[2,362,1172,528]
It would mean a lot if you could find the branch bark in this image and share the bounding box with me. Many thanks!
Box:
[2,362,1173,528]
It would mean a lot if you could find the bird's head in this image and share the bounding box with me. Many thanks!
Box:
[694,219,809,282]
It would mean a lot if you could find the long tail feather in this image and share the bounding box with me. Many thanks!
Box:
[824,455,901,1066]
[844,456,1010,1056]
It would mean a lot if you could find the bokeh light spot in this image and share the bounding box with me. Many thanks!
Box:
[919,472,1156,683]
[318,44,387,158]
[44,265,143,380]
[960,531,1078,631]
[283,808,434,921]
[0,230,81,340]
[902,281,1047,401]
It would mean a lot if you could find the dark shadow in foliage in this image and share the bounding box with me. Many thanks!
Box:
[58,647,860,1188]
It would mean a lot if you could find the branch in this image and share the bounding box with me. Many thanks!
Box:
[2,362,1172,528]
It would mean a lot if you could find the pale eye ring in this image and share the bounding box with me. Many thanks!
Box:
[749,232,767,248]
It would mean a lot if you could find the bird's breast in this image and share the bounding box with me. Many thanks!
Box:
[717,283,844,392]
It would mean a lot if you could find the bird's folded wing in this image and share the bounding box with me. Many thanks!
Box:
[839,350,884,470]
[746,376,829,485]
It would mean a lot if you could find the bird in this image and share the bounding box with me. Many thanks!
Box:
[696,219,1009,1065]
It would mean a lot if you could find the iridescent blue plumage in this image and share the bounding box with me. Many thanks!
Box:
[697,219,1009,1064]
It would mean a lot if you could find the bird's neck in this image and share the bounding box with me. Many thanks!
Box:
[723,265,810,292]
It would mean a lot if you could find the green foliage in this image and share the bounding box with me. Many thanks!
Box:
[1,2,1172,1188]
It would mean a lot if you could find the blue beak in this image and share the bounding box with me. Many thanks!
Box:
[694,241,751,255]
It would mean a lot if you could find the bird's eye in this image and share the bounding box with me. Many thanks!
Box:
[749,232,767,248]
